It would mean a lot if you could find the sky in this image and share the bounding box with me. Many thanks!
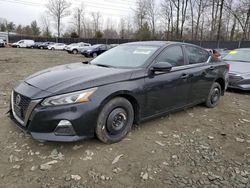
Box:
[0,0,137,33]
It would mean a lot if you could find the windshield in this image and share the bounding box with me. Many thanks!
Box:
[223,50,250,62]
[91,44,160,68]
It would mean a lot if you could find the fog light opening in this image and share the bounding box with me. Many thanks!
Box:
[54,120,76,136]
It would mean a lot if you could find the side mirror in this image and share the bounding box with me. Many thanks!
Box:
[151,62,172,73]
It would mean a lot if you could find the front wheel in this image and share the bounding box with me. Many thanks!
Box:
[205,82,221,108]
[96,97,134,144]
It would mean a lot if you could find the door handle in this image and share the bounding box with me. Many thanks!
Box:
[181,74,189,79]
[209,66,215,70]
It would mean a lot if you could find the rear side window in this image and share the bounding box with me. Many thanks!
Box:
[156,46,184,67]
[185,46,210,64]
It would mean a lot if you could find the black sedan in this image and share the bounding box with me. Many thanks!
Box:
[81,44,108,58]
[30,42,43,49]
[9,41,229,143]
[38,42,54,49]
[223,48,250,90]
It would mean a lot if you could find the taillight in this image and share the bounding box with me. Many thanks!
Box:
[226,63,230,70]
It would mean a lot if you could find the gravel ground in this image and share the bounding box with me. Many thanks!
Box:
[0,48,250,188]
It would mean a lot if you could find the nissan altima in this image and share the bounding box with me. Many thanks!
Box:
[9,41,229,144]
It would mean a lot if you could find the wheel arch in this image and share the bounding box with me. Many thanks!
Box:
[98,91,140,125]
[214,77,225,95]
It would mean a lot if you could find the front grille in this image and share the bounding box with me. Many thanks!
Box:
[13,92,31,121]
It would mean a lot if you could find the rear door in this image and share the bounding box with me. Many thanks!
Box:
[143,45,192,117]
[183,45,215,103]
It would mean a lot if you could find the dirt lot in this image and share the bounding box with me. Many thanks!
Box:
[0,48,250,188]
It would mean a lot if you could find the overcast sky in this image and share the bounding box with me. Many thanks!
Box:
[0,0,136,33]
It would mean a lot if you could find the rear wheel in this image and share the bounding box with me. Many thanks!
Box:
[51,47,55,50]
[93,53,98,58]
[205,82,221,108]
[96,97,134,144]
[72,49,78,54]
[40,46,43,49]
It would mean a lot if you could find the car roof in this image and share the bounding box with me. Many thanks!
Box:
[124,41,201,48]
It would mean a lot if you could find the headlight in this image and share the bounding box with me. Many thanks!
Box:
[41,88,97,106]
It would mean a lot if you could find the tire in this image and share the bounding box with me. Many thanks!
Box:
[16,45,20,48]
[40,46,43,49]
[205,82,221,108]
[96,97,134,144]
[72,49,78,54]
[51,47,55,50]
[93,53,98,58]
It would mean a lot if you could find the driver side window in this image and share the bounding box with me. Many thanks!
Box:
[156,46,184,67]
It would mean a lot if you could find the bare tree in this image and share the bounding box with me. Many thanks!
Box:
[161,0,172,40]
[134,0,148,29]
[180,0,189,38]
[91,12,102,33]
[217,0,225,42]
[46,0,71,37]
[72,3,85,37]
[40,14,52,37]
[146,0,158,37]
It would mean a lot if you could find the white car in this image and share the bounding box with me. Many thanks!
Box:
[12,40,35,48]
[48,43,67,50]
[65,42,91,54]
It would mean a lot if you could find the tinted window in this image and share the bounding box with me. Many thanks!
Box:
[156,46,184,67]
[186,46,210,64]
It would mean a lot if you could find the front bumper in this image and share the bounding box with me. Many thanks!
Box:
[10,91,98,142]
[228,74,250,91]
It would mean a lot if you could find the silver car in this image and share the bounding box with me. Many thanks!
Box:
[223,48,250,91]
[65,42,91,54]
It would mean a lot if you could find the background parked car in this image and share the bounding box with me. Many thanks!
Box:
[12,40,34,48]
[108,44,119,49]
[48,43,67,50]
[38,42,54,49]
[223,48,250,91]
[30,42,43,49]
[0,39,5,47]
[65,42,91,54]
[81,44,108,58]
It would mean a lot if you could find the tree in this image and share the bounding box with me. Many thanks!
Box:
[95,30,103,38]
[146,0,158,37]
[72,3,85,37]
[91,12,102,33]
[40,15,52,38]
[134,0,148,30]
[30,21,41,36]
[136,22,151,40]
[46,0,71,37]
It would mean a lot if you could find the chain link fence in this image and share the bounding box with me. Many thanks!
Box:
[8,34,250,50]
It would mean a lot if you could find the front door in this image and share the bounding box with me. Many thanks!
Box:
[143,45,192,118]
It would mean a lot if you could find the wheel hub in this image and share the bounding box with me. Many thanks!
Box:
[106,108,127,135]
[211,88,220,104]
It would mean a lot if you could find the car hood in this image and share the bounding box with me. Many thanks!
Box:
[224,61,250,74]
[24,63,135,95]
